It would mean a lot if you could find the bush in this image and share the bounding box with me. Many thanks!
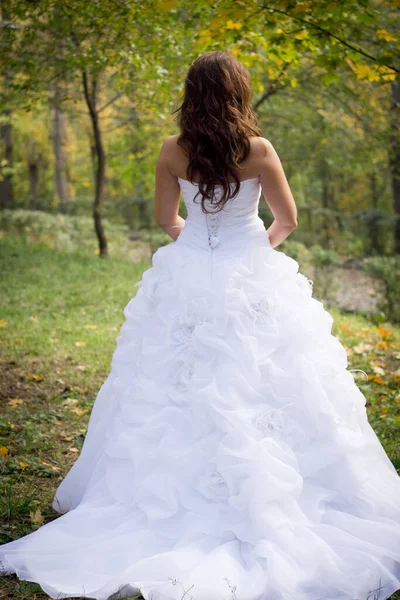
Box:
[0,209,157,261]
[364,256,400,323]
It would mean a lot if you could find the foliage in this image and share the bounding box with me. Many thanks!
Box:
[1,0,399,256]
[0,209,156,260]
[364,255,400,322]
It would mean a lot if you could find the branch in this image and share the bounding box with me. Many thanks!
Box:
[262,3,399,74]
[97,91,124,114]
[254,63,291,110]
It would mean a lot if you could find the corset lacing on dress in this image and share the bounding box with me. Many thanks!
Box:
[206,205,221,250]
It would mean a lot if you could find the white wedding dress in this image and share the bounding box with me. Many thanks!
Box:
[1,175,400,600]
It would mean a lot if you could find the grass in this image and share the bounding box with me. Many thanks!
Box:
[0,236,399,600]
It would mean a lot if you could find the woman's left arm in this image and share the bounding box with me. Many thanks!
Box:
[154,138,185,241]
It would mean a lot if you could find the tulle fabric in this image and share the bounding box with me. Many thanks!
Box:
[1,177,400,600]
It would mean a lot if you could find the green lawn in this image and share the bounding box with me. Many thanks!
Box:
[0,237,399,600]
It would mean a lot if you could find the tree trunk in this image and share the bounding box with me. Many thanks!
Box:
[390,77,400,255]
[82,70,107,257]
[369,171,380,255]
[0,1,13,209]
[28,140,40,209]
[50,83,70,213]
[0,111,13,208]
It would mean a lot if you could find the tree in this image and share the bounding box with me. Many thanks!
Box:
[0,0,183,255]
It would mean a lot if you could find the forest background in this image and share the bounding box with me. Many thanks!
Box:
[0,3,400,598]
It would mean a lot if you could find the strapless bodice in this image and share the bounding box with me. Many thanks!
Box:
[175,176,271,254]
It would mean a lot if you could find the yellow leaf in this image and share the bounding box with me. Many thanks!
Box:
[294,30,308,40]
[94,249,100,255]
[70,407,89,416]
[8,398,24,407]
[290,78,298,88]
[27,374,44,381]
[0,446,9,456]
[354,64,380,81]
[368,374,385,385]
[0,319,7,327]
[226,20,242,30]
[376,29,398,42]
[376,340,388,350]
[19,461,29,468]
[30,508,44,526]
[257,82,265,92]
[75,341,86,347]
[84,324,97,330]
[377,325,391,339]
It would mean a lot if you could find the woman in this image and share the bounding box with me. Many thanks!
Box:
[1,50,400,600]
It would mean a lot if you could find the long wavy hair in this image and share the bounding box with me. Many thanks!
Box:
[173,51,262,214]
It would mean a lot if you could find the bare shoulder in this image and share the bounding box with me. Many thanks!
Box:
[157,134,188,178]
[159,134,178,153]
[158,134,186,161]
[248,136,275,158]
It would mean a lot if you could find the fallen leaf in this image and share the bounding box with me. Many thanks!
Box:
[63,398,79,406]
[376,326,390,338]
[19,461,29,468]
[353,343,373,355]
[27,374,44,381]
[30,508,44,526]
[70,408,89,416]
[368,375,385,385]
[68,447,79,453]
[84,325,97,330]
[376,341,388,350]
[75,341,86,347]
[0,319,8,327]
[8,398,24,407]
[372,365,385,376]
[38,460,59,470]
[0,446,9,457]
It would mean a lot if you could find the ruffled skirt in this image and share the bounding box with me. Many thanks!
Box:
[1,240,400,600]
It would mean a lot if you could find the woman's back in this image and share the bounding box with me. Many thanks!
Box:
[167,134,268,183]
[176,174,268,254]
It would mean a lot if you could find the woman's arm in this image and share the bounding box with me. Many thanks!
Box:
[259,137,298,249]
[154,137,185,241]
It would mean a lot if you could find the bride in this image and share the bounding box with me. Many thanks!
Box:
[1,50,400,600]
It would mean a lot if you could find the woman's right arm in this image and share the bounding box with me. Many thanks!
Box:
[258,137,298,249]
